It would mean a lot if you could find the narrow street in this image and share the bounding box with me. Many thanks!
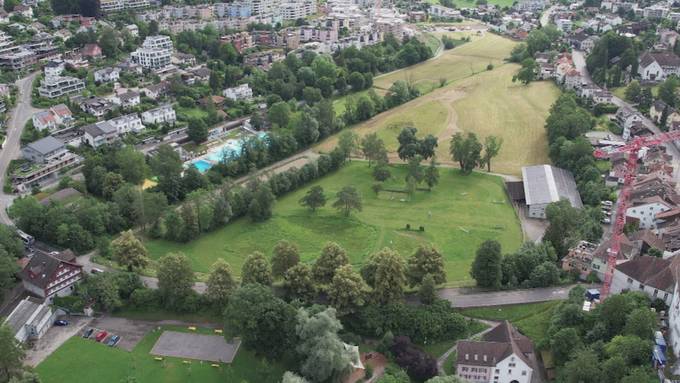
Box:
[437,284,600,308]
[0,72,42,225]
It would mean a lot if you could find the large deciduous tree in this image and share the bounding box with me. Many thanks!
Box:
[111,230,149,272]
[406,245,446,287]
[312,242,349,285]
[283,263,317,303]
[157,252,195,310]
[449,132,482,175]
[224,284,296,360]
[271,240,300,279]
[470,240,502,288]
[361,248,407,304]
[361,133,388,167]
[328,264,368,315]
[206,259,237,308]
[241,251,273,286]
[299,186,326,212]
[481,136,503,172]
[333,186,362,217]
[0,322,25,382]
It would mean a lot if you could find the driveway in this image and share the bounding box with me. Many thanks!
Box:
[438,284,600,308]
[24,315,93,367]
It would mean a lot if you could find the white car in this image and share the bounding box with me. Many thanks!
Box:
[602,218,611,224]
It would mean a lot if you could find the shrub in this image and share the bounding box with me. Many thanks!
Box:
[390,336,438,382]
[129,288,159,308]
[406,224,411,230]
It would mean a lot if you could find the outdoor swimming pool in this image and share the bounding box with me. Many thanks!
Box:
[189,131,266,173]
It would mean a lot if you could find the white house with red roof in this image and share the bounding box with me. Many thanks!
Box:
[31,104,73,131]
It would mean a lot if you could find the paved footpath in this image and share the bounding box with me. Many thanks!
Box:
[438,284,601,308]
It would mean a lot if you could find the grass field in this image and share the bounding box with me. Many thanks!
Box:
[373,32,515,93]
[461,301,562,342]
[145,162,522,286]
[320,63,558,176]
[36,326,287,383]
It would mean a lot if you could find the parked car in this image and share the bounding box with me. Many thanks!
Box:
[54,320,69,326]
[95,331,108,342]
[601,200,613,207]
[83,328,94,338]
[602,217,611,224]
[107,335,120,347]
[91,268,104,274]
[602,210,612,216]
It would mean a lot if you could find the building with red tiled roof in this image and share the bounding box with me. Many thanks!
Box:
[81,43,102,59]
[456,321,536,383]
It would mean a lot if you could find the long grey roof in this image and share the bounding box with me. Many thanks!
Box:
[522,165,583,208]
[4,297,46,335]
[25,136,64,154]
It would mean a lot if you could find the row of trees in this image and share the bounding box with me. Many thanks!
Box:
[546,93,611,207]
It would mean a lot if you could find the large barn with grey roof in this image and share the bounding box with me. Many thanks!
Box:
[516,165,583,219]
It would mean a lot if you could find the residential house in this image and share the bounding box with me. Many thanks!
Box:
[555,18,573,32]
[627,195,674,229]
[456,321,535,383]
[131,35,173,69]
[31,104,73,131]
[112,91,141,109]
[3,297,56,343]
[43,60,64,78]
[79,97,116,118]
[109,113,144,134]
[244,49,285,71]
[638,51,680,81]
[521,165,583,219]
[610,255,679,305]
[616,106,644,140]
[0,48,37,71]
[141,104,176,125]
[651,100,680,126]
[21,136,67,164]
[81,121,119,148]
[81,43,102,59]
[223,83,253,100]
[94,67,120,83]
[19,250,83,300]
[37,75,85,99]
[143,81,169,99]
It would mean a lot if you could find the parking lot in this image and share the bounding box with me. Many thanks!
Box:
[86,317,158,351]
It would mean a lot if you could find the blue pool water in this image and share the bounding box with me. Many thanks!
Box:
[190,132,267,173]
[192,159,213,173]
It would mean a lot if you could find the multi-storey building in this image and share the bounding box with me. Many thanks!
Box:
[280,0,317,20]
[37,75,84,99]
[141,104,176,125]
[0,48,36,71]
[100,0,150,13]
[131,35,173,69]
[19,250,83,300]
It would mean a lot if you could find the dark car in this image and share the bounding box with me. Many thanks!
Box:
[107,335,120,347]
[83,328,94,339]
[54,320,69,326]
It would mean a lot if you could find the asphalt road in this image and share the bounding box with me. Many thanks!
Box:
[0,72,42,225]
[438,284,600,308]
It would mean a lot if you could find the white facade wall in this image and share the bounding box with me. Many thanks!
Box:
[626,202,671,229]
[610,269,674,305]
[495,354,532,383]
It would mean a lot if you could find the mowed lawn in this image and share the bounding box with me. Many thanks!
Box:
[36,327,287,383]
[460,301,562,342]
[444,64,559,175]
[373,32,516,93]
[145,162,522,285]
[320,96,450,153]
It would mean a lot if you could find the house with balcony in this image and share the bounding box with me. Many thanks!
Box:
[112,91,141,109]
[79,96,116,117]
[141,104,176,125]
[37,75,84,99]
[19,250,83,300]
[15,136,81,192]
[81,121,119,148]
[223,83,253,101]
[109,113,144,134]
[94,66,120,83]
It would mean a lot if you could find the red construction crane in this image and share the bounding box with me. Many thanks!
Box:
[593,130,680,299]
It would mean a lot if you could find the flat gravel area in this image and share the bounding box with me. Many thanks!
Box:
[150,331,240,363]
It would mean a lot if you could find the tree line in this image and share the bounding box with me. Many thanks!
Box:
[53,235,468,383]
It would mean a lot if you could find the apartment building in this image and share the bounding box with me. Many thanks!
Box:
[141,104,176,125]
[280,0,317,20]
[131,35,174,69]
[223,83,253,100]
[94,67,120,83]
[109,113,144,134]
[37,75,84,99]
[100,0,150,13]
[0,47,36,71]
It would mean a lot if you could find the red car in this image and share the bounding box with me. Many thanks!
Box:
[95,331,108,342]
